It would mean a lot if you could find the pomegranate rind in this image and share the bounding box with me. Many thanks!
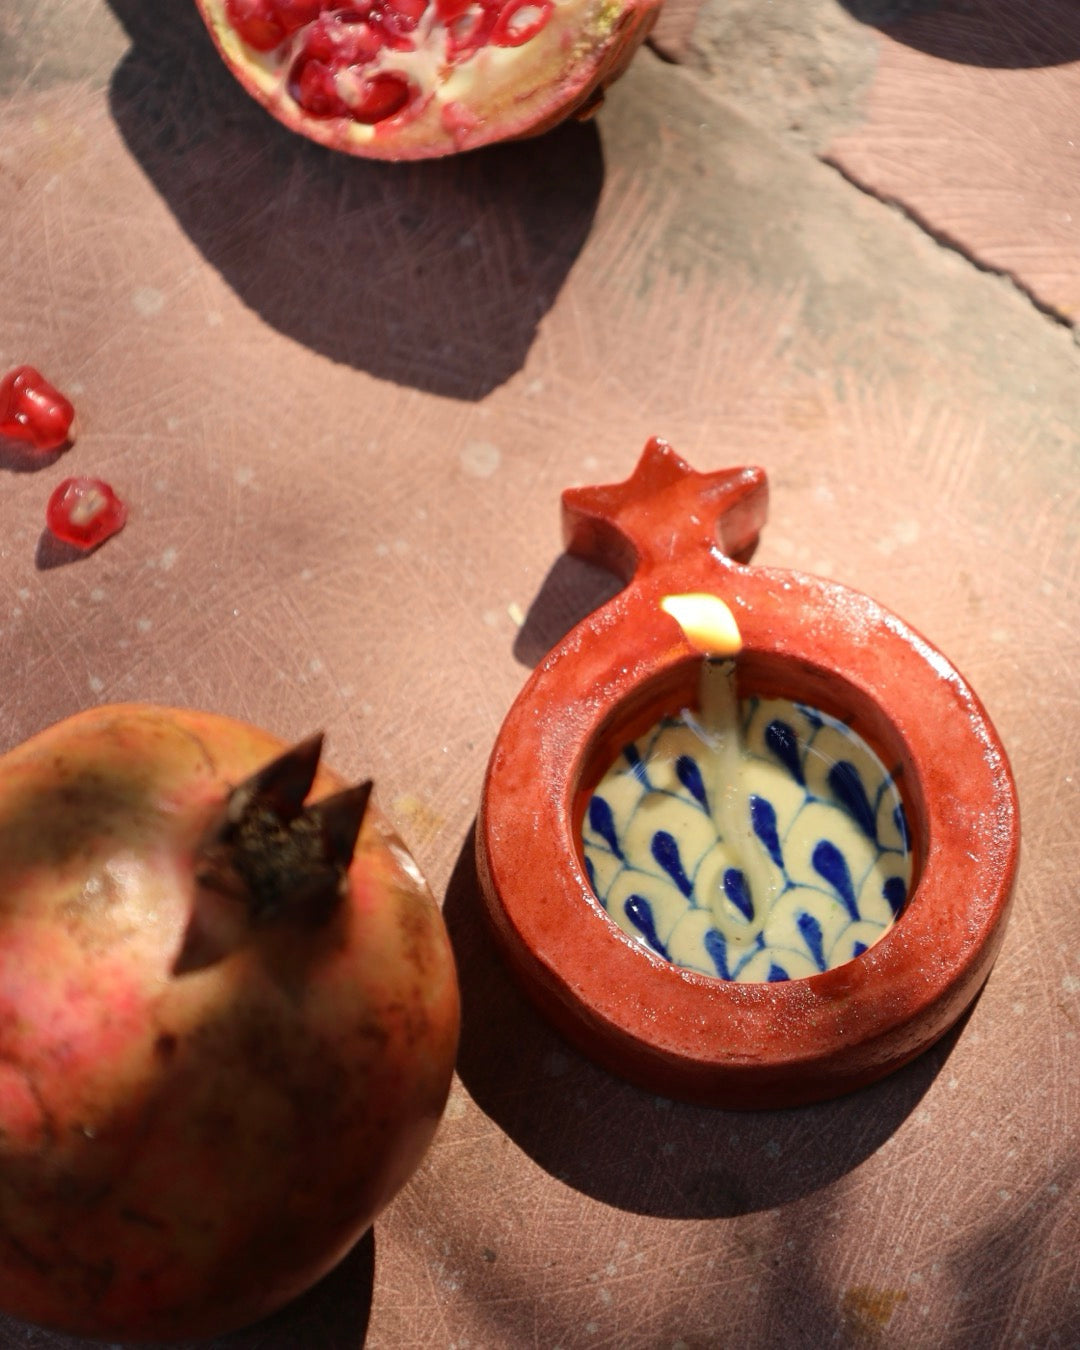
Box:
[195,0,662,159]
[0,704,460,1341]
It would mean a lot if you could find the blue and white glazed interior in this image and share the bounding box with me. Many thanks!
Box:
[581,678,913,983]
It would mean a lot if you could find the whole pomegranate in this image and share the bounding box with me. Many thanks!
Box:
[194,0,663,159]
[0,704,459,1341]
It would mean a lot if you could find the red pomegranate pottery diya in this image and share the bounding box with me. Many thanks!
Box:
[476,438,1020,1109]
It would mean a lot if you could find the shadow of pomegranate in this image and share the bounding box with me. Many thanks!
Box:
[0,440,69,474]
[34,529,96,571]
[444,825,962,1220]
[102,1,604,401]
[839,0,1080,67]
[0,1229,376,1349]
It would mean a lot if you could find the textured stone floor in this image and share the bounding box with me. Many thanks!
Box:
[0,2,1077,1347]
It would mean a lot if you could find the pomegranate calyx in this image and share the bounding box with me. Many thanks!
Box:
[226,731,324,826]
[193,736,373,932]
[306,780,374,872]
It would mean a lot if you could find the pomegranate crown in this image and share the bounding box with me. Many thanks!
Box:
[176,736,372,973]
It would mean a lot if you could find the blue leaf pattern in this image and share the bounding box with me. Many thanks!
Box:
[750,794,783,868]
[704,928,731,979]
[811,839,859,920]
[652,830,694,898]
[723,868,754,922]
[588,794,622,859]
[827,760,878,840]
[624,894,669,959]
[676,754,708,808]
[797,911,826,970]
[582,695,912,983]
[765,719,804,785]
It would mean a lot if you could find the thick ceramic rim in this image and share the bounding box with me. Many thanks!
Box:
[477,561,1019,1108]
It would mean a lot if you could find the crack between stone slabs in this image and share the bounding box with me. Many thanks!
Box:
[820,151,1077,337]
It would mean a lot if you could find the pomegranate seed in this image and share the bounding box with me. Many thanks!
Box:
[225,0,324,50]
[288,13,389,116]
[444,0,499,60]
[364,12,415,51]
[224,0,284,49]
[46,477,127,551]
[378,0,428,37]
[435,0,472,23]
[301,11,376,62]
[290,57,352,116]
[0,366,75,453]
[350,72,413,122]
[391,0,428,21]
[491,0,552,45]
[277,0,329,28]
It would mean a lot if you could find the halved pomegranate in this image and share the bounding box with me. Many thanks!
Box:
[194,0,663,159]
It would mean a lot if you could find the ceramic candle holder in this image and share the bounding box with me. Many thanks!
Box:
[476,438,1020,1109]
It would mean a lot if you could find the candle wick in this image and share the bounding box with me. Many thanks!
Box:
[697,658,775,938]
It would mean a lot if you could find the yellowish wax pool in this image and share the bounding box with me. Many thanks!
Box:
[581,663,912,982]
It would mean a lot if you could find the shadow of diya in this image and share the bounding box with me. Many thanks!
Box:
[476,437,1019,1109]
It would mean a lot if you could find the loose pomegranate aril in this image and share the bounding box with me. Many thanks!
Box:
[46,476,127,550]
[0,365,75,452]
[491,0,552,45]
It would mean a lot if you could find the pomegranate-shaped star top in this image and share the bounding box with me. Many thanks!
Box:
[561,437,768,580]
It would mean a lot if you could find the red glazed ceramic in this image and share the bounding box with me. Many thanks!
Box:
[475,437,1020,1109]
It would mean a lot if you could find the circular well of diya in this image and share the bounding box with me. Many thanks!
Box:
[476,439,1019,1108]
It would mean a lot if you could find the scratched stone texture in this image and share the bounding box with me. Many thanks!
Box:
[823,0,1080,325]
[0,2,1079,1349]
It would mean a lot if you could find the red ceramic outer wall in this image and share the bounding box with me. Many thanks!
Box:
[476,465,1019,1109]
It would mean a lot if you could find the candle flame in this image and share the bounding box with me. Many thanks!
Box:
[660,593,742,656]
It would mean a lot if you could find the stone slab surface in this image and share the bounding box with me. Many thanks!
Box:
[0,2,1078,1347]
[826,0,1080,324]
[689,0,1080,324]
